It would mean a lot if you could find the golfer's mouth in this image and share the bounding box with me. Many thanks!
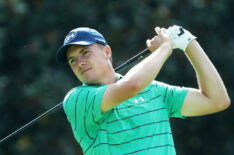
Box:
[81,68,92,75]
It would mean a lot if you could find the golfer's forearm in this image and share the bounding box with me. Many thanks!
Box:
[185,40,230,105]
[122,43,172,93]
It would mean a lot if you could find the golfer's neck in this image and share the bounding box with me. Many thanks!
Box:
[101,68,117,85]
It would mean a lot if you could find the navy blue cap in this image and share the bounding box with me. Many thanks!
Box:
[56,27,107,63]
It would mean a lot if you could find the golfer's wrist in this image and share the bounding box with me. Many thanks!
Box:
[161,42,173,52]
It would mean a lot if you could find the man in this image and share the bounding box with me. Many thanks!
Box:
[56,26,230,155]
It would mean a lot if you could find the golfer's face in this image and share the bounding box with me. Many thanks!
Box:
[66,44,108,84]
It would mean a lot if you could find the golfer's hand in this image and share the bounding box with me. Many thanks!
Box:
[165,25,197,51]
[146,28,172,53]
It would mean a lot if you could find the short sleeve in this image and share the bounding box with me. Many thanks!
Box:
[62,85,110,138]
[92,86,110,121]
[153,81,188,118]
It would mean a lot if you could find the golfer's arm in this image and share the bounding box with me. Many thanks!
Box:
[101,44,172,113]
[181,40,231,116]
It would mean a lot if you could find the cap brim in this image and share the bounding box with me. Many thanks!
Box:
[56,41,95,63]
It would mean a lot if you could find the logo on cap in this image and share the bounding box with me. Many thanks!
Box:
[64,31,77,44]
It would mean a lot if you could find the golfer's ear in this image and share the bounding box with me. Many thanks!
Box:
[105,45,112,60]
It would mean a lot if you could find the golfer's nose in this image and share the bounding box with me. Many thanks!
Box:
[77,57,86,67]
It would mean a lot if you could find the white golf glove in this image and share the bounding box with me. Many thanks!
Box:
[155,25,197,51]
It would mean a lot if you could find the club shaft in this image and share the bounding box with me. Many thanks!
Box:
[0,48,150,144]
[115,48,150,72]
[0,102,63,144]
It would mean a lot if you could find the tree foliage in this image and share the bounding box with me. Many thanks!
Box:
[0,0,233,154]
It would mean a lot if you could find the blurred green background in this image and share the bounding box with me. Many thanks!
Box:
[0,0,233,154]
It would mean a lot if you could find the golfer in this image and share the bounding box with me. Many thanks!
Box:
[56,26,230,155]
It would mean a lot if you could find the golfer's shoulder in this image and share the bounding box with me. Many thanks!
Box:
[65,85,106,99]
[151,80,169,88]
[63,86,80,101]
[150,80,175,94]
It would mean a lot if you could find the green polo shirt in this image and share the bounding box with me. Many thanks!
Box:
[63,79,188,155]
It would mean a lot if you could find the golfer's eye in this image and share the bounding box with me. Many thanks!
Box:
[69,58,76,65]
[82,50,88,56]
